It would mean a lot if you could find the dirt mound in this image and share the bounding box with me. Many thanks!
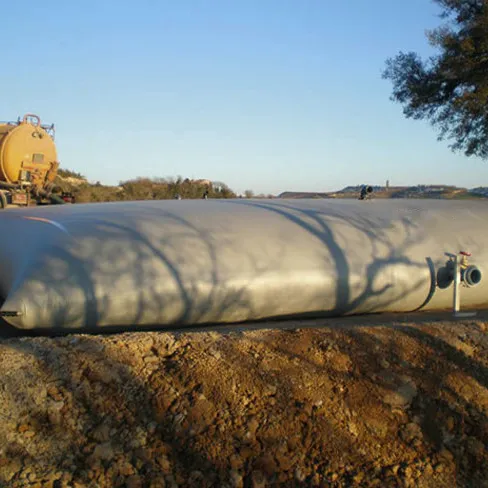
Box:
[0,314,487,487]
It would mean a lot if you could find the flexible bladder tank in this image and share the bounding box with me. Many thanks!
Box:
[0,114,59,192]
[0,198,487,331]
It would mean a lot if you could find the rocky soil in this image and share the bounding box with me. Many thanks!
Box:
[0,312,487,487]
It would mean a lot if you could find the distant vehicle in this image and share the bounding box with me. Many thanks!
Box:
[359,185,374,200]
[0,114,73,209]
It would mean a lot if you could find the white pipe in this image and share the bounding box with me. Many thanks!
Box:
[453,254,460,314]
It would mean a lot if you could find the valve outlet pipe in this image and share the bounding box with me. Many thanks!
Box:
[462,265,482,288]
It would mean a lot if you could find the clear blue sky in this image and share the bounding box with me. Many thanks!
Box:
[2,0,486,195]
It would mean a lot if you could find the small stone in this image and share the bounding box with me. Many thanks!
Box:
[251,470,266,488]
[157,456,171,474]
[0,457,22,482]
[165,474,178,488]
[175,473,185,485]
[43,472,62,487]
[173,413,186,426]
[255,453,278,477]
[118,461,135,476]
[189,471,204,484]
[147,422,158,435]
[92,442,114,462]
[17,424,30,433]
[230,455,243,470]
[150,478,166,488]
[209,349,222,359]
[138,336,155,352]
[467,437,484,458]
[248,417,260,435]
[295,467,306,482]
[275,448,294,471]
[348,422,359,437]
[264,384,277,396]
[401,423,423,443]
[380,359,390,369]
[78,339,105,352]
[230,470,243,488]
[143,355,159,364]
[92,423,111,442]
[49,400,65,412]
[47,386,62,400]
[96,368,121,385]
[353,472,365,484]
[437,448,454,464]
[384,382,417,408]
[126,475,142,488]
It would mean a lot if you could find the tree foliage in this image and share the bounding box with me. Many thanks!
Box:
[58,175,238,203]
[57,168,86,179]
[383,0,488,158]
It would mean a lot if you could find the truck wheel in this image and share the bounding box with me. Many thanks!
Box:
[0,192,7,209]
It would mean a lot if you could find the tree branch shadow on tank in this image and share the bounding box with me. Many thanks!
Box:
[224,199,433,316]
[0,199,439,337]
[6,209,268,333]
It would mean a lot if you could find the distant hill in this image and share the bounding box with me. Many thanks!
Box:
[279,185,488,200]
[278,191,331,199]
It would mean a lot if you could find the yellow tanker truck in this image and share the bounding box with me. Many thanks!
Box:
[0,114,71,209]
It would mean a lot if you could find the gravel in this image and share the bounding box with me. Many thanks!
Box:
[0,312,487,487]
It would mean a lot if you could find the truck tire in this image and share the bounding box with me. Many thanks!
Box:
[0,191,7,209]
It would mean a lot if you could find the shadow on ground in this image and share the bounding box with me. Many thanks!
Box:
[0,313,487,487]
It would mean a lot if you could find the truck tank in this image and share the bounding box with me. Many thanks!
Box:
[0,114,61,208]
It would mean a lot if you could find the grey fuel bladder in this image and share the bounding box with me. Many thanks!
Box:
[0,198,486,330]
